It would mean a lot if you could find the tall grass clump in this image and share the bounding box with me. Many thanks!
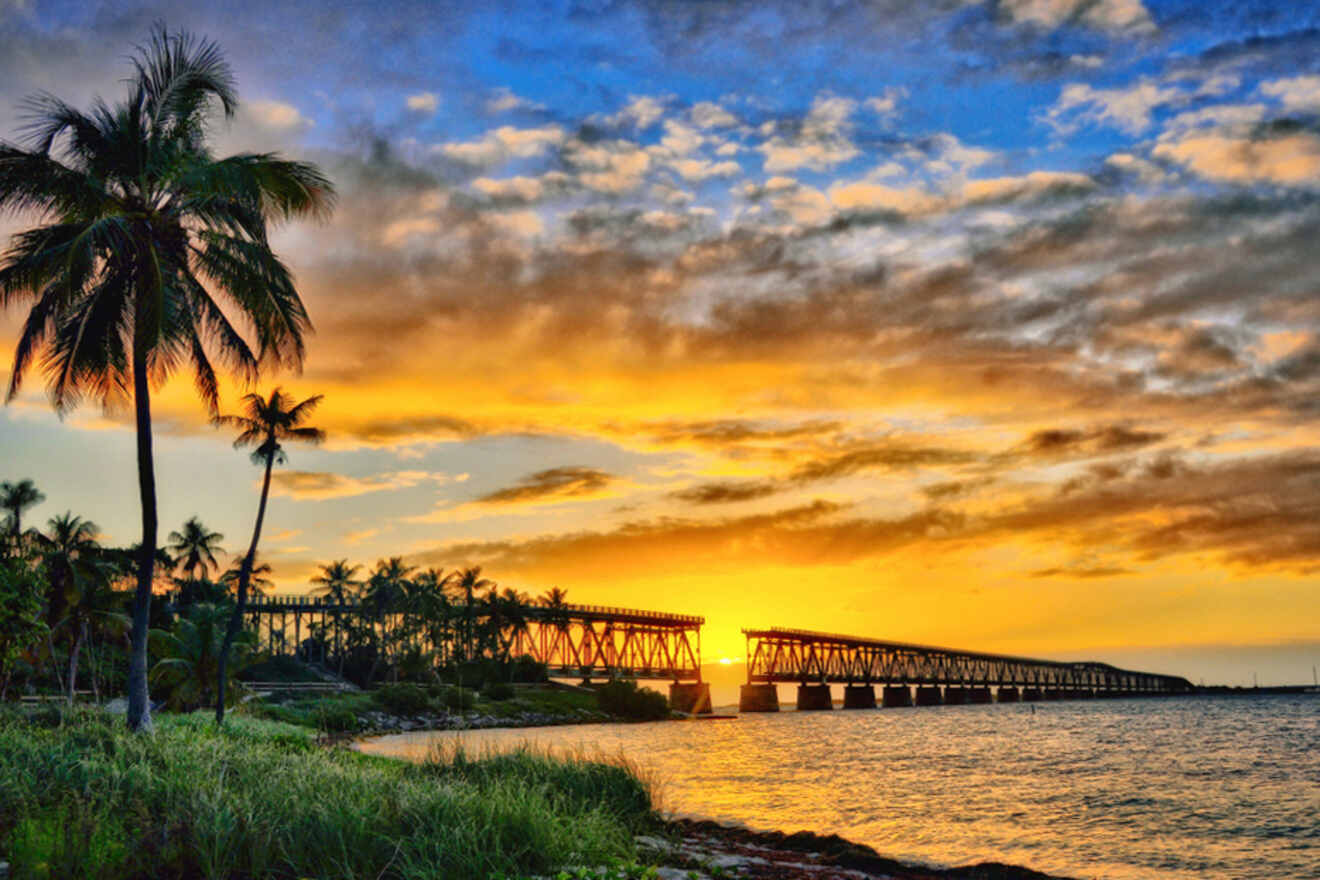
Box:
[0,709,657,879]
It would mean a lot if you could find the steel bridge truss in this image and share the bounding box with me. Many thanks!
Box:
[240,595,704,682]
[744,628,1192,694]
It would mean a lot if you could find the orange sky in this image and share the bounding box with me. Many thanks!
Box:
[2,0,1319,686]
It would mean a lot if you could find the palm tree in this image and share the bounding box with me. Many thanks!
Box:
[151,602,253,712]
[413,568,456,664]
[221,557,272,599]
[363,557,415,682]
[451,567,493,662]
[213,388,324,723]
[0,27,334,731]
[1,479,44,543]
[167,516,225,581]
[311,559,361,675]
[39,512,102,701]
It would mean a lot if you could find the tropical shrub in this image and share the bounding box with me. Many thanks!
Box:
[484,681,516,701]
[373,683,431,716]
[596,680,670,721]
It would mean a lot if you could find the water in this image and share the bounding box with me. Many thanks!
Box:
[360,695,1320,879]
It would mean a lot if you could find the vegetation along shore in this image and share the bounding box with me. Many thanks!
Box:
[0,708,1072,880]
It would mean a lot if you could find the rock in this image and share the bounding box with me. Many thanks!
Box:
[103,698,127,715]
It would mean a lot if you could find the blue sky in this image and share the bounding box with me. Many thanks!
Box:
[2,0,1320,682]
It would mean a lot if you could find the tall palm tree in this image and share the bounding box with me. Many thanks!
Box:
[311,559,361,675]
[213,388,323,723]
[363,556,414,682]
[1,479,44,544]
[167,516,225,581]
[451,566,493,663]
[0,27,334,731]
[39,512,103,702]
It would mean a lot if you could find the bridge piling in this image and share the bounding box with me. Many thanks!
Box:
[1022,688,1043,701]
[882,685,913,707]
[944,686,968,705]
[796,684,833,710]
[997,686,1019,702]
[739,683,780,712]
[669,682,712,714]
[915,685,943,706]
[968,687,993,703]
[843,685,877,709]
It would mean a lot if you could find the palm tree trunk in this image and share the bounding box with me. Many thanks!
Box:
[128,348,157,733]
[66,620,86,707]
[216,449,274,724]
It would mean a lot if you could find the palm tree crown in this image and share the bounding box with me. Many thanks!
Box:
[1,478,45,537]
[311,559,362,604]
[0,26,334,413]
[215,387,325,463]
[168,516,224,580]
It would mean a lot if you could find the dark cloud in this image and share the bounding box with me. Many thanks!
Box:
[475,466,614,504]
[671,480,781,505]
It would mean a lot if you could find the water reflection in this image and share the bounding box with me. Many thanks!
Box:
[360,696,1319,880]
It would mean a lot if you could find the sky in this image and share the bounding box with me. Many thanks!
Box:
[2,0,1319,685]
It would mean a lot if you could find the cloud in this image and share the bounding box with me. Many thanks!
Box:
[1153,128,1320,187]
[757,94,860,172]
[270,470,455,500]
[1258,75,1320,115]
[246,99,314,132]
[406,92,439,113]
[437,125,566,167]
[608,95,667,130]
[999,0,1155,34]
[486,87,542,113]
[1047,78,1182,134]
[690,101,738,128]
[671,480,782,504]
[474,466,616,505]
[565,139,652,192]
[864,87,906,118]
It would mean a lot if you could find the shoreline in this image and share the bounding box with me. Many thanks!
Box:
[644,819,1072,880]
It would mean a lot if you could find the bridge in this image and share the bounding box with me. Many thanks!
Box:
[239,595,713,712]
[739,627,1194,711]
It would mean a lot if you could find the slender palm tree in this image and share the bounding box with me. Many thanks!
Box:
[1,479,44,544]
[311,559,361,675]
[0,27,334,731]
[39,512,103,701]
[213,388,323,723]
[167,516,225,581]
[451,566,493,662]
[363,557,415,682]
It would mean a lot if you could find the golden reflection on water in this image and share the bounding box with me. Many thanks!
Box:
[359,696,1319,880]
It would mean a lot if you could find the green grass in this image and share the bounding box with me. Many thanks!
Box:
[245,684,606,731]
[0,707,659,879]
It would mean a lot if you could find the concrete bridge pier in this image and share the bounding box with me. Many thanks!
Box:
[882,685,913,707]
[843,685,877,709]
[739,684,780,712]
[968,687,993,704]
[1022,688,1043,701]
[796,684,833,710]
[915,685,943,706]
[669,682,712,714]
[944,686,968,705]
[1043,689,1062,701]
[997,686,1020,702]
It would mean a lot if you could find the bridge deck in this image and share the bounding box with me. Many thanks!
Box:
[744,627,1192,693]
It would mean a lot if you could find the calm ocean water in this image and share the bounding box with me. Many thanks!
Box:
[360,694,1319,880]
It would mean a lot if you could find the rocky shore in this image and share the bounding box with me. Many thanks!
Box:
[349,705,614,734]
[636,820,1070,880]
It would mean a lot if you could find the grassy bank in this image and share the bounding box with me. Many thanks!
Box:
[0,708,659,879]
[247,682,662,733]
